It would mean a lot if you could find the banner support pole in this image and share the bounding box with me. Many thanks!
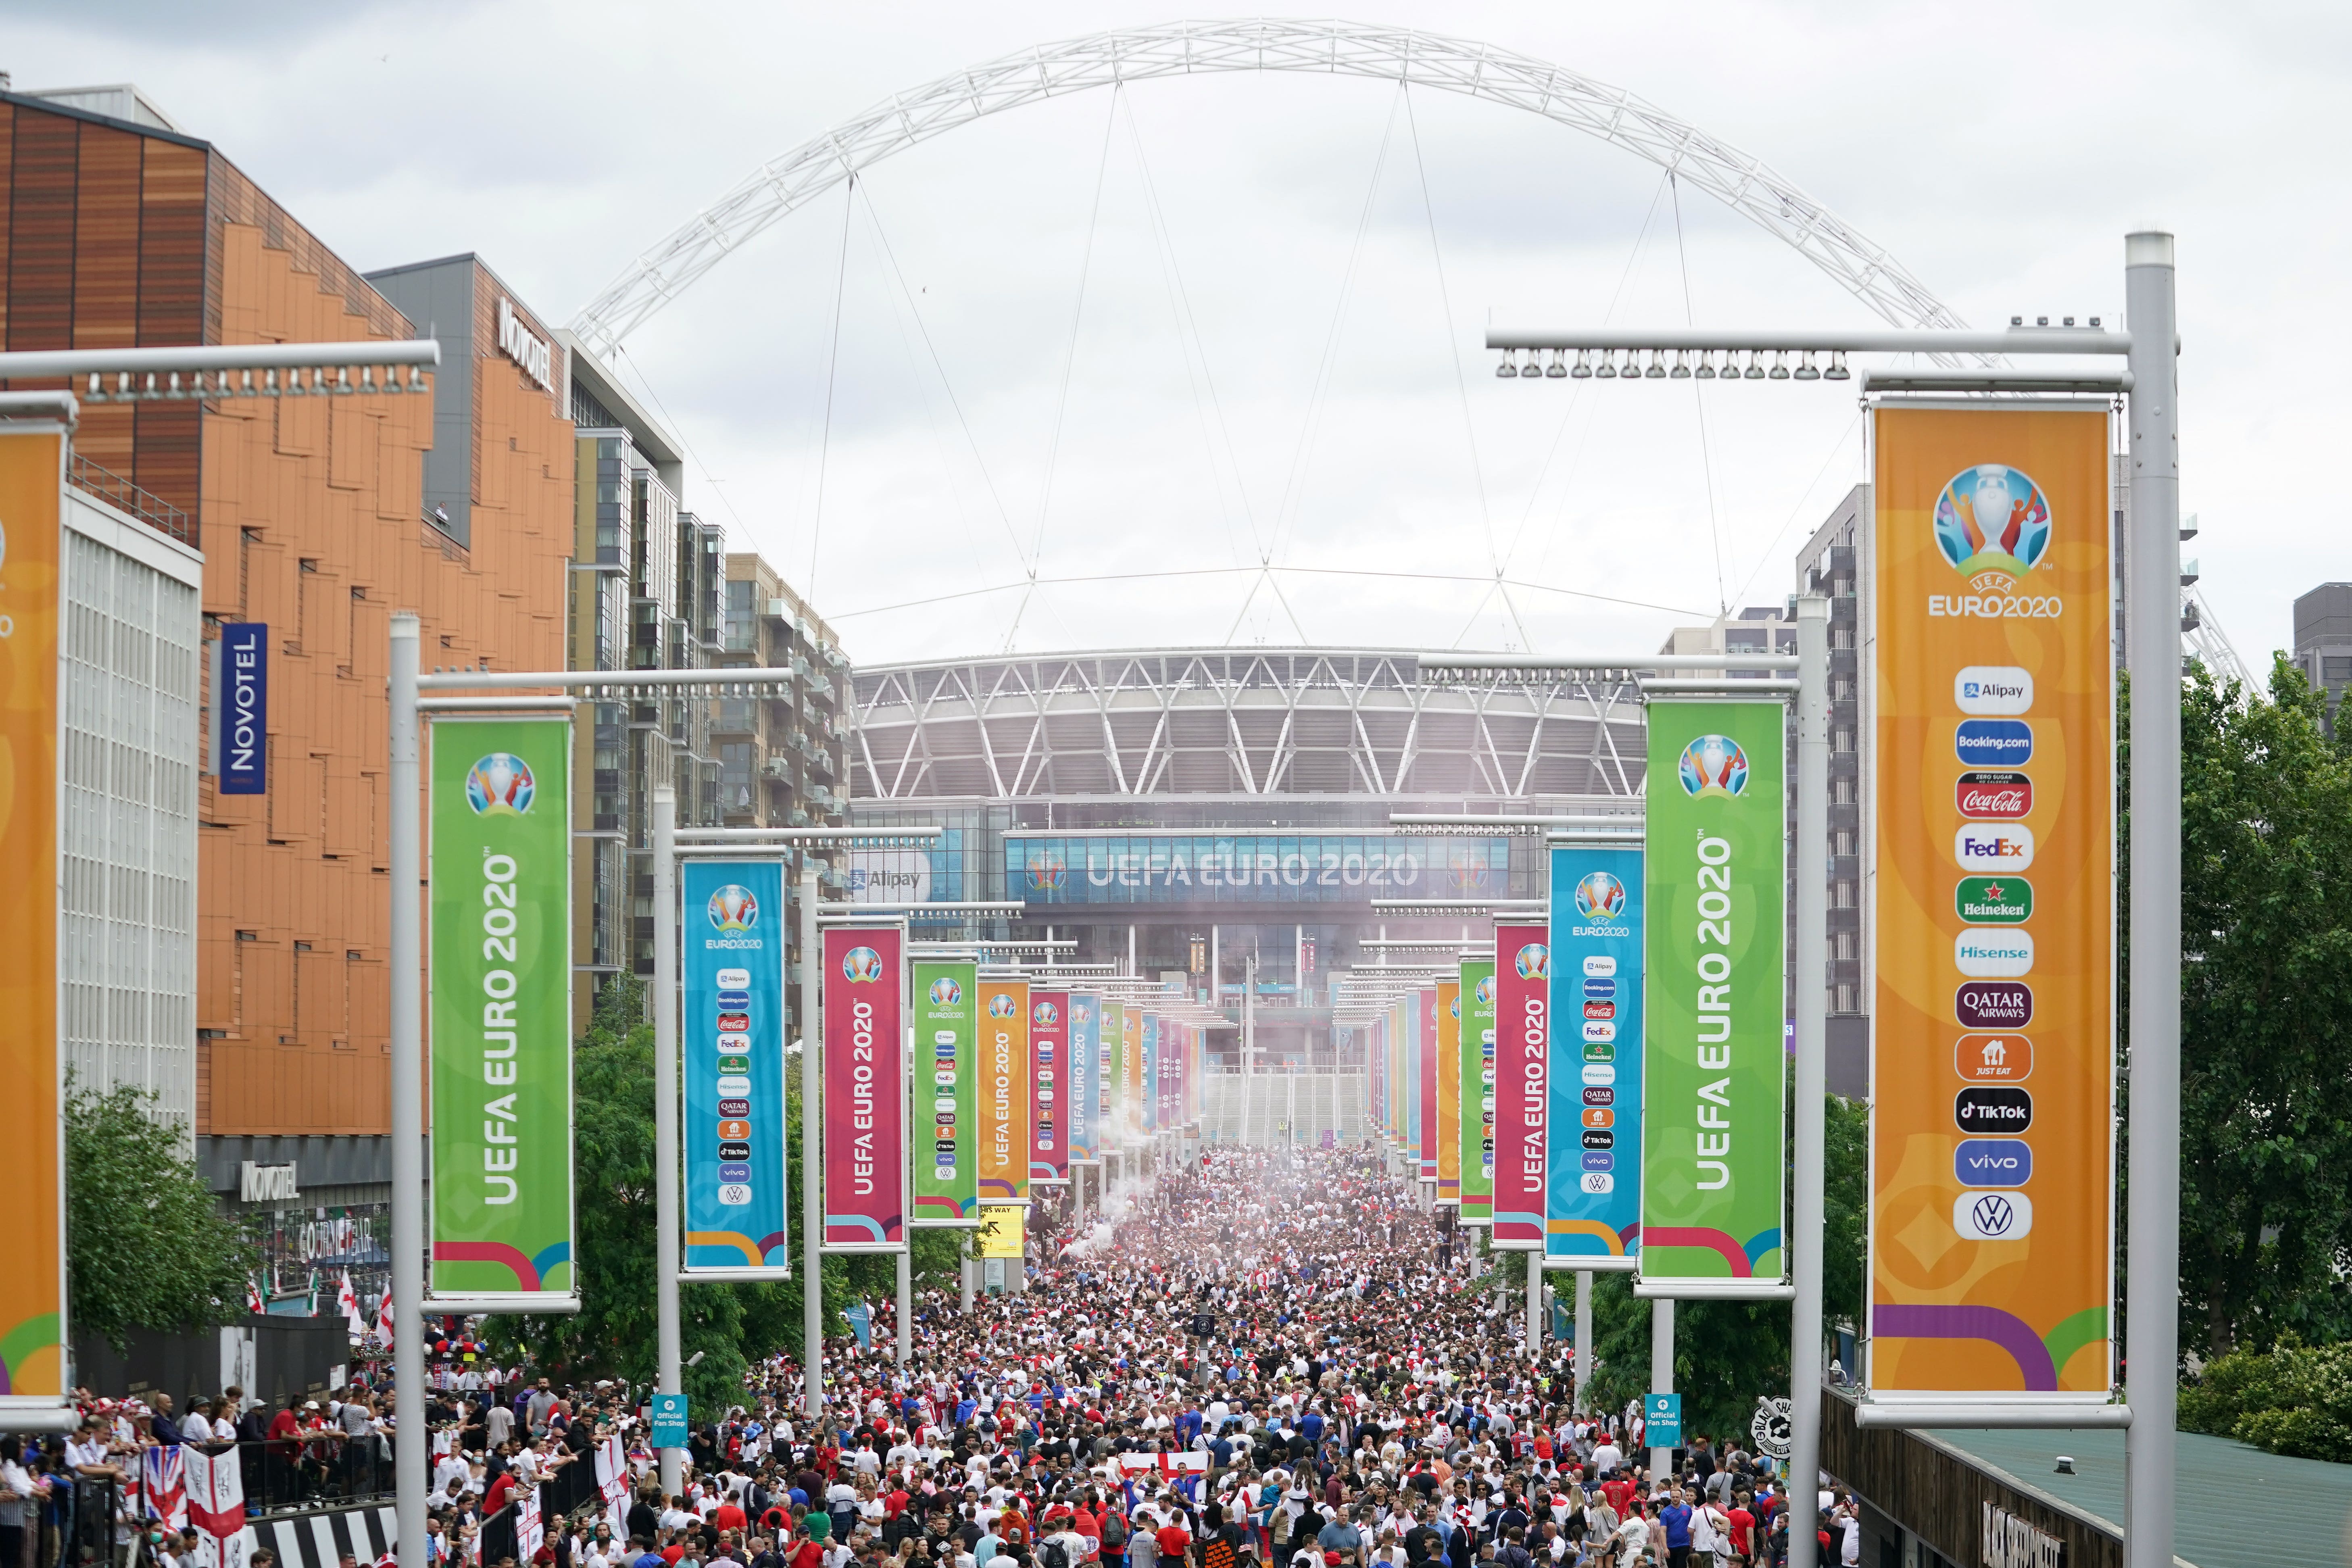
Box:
[1787,593,1830,1565]
[1650,1297,1675,1478]
[896,1246,913,1366]
[652,788,682,1497]
[1574,1269,1593,1413]
[801,860,823,1421]
[387,614,426,1568]
[2123,228,2181,1568]
[1526,1249,1544,1357]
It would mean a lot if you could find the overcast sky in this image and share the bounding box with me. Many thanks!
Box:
[10,0,2348,667]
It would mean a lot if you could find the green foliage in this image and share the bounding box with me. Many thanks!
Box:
[1821,1094,1868,1337]
[2124,659,2352,1358]
[66,1082,259,1351]
[488,974,965,1416]
[2178,1334,2352,1460]
[1585,1270,1789,1438]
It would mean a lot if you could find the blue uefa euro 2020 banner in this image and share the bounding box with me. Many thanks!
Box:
[683,860,790,1273]
[1141,1014,1159,1133]
[1005,834,1510,906]
[1547,844,1643,1271]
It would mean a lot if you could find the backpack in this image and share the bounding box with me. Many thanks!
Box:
[1100,1515,1128,1551]
[1041,1544,1071,1568]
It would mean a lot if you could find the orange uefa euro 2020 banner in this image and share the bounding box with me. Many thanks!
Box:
[1869,405,2114,1405]
[0,430,65,1416]
[977,979,1030,1207]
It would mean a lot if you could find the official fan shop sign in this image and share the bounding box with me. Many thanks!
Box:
[1491,921,1551,1251]
[682,861,789,1273]
[978,979,1031,1205]
[1459,958,1496,1226]
[428,719,576,1303]
[0,428,66,1420]
[1869,406,2114,1405]
[1547,844,1643,1271]
[822,925,907,1252]
[911,958,979,1227]
[1030,990,1071,1186]
[1640,704,1787,1299]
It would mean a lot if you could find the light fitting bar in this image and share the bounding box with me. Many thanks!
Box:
[1391,812,1640,830]
[2,340,443,404]
[1485,323,2129,355]
[0,391,80,427]
[419,696,578,713]
[1370,899,1547,916]
[1419,652,1796,673]
[417,667,799,691]
[1864,367,2133,394]
[676,826,941,842]
[821,901,1024,915]
[1641,678,1800,696]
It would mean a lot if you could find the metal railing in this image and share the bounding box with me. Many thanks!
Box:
[66,452,195,547]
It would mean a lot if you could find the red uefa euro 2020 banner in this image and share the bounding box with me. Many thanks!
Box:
[822,926,907,1252]
[1029,989,1071,1186]
[1491,921,1551,1250]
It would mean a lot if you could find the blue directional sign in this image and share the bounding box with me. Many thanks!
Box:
[649,1392,688,1447]
[1645,1392,1683,1449]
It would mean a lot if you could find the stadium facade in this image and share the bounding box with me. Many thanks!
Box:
[844,647,1646,1065]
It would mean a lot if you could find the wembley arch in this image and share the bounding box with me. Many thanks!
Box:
[567,18,1964,355]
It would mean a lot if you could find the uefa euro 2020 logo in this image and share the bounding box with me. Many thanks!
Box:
[465,753,535,815]
[840,947,884,983]
[1934,463,2050,592]
[928,976,963,1007]
[707,884,758,932]
[1033,999,1060,1028]
[1678,735,1749,798]
[988,993,1019,1019]
[1514,944,1548,981]
[1574,872,1626,920]
[1474,975,1496,1006]
[1026,853,1067,894]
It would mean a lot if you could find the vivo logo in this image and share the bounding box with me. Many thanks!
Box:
[1955,825,2035,871]
[1954,1139,2033,1186]
[1955,666,2034,715]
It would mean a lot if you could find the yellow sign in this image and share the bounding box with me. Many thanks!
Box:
[0,430,64,1407]
[976,1204,1026,1259]
[1869,406,2114,1399]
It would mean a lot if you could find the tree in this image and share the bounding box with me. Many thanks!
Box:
[66,1083,259,1351]
[2123,658,2352,1359]
[490,974,963,1414]
[1821,1093,1869,1339]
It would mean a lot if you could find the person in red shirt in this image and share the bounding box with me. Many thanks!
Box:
[484,1464,518,1521]
[787,1525,826,1568]
[1726,1493,1756,1567]
[713,1495,749,1536]
[1154,1513,1193,1568]
[1600,1474,1635,1522]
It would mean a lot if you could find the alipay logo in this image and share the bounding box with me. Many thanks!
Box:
[464,753,535,815]
[1954,666,2033,715]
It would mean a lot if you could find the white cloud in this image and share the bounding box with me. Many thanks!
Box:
[10,0,2344,666]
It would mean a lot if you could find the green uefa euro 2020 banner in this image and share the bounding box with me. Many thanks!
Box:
[430,720,575,1301]
[1641,701,1788,1297]
[1459,958,1496,1226]
[912,959,980,1228]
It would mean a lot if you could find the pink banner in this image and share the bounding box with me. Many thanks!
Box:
[1418,987,1439,1178]
[822,926,906,1250]
[1492,922,1551,1250]
[1029,989,1071,1185]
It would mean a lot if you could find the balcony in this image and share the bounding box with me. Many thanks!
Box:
[68,453,194,547]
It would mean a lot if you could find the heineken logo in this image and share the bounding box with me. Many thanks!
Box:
[1956,875,2033,924]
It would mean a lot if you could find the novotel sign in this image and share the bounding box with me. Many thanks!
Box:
[211,623,268,795]
[497,296,554,392]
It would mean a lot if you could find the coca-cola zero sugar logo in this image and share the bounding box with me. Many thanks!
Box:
[1956,981,2033,1028]
[1957,771,2032,819]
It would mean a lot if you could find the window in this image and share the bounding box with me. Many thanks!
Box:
[2326,656,2352,683]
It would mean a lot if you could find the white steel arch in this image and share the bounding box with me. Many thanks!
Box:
[568,18,1962,356]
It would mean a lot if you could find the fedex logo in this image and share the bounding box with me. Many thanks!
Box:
[1955,826,2035,871]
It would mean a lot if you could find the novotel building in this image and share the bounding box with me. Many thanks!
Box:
[846,648,1645,1064]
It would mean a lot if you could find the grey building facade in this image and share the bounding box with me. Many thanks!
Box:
[2293,583,2352,735]
[1795,484,1870,1099]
